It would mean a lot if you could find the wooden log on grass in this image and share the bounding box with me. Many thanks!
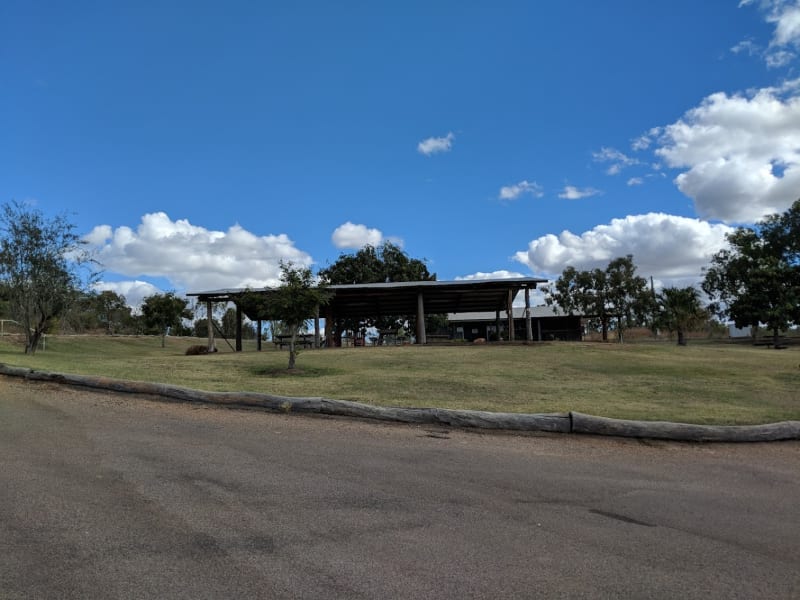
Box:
[0,363,570,433]
[570,411,800,442]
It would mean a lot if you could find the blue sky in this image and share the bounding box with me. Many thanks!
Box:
[3,1,800,308]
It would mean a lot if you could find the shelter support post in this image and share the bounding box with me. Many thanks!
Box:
[314,306,320,349]
[495,311,501,342]
[235,304,242,352]
[325,307,333,348]
[525,287,533,342]
[206,301,215,353]
[416,292,427,345]
[537,319,542,341]
[507,289,515,342]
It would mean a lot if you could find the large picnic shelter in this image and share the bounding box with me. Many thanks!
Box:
[188,277,546,351]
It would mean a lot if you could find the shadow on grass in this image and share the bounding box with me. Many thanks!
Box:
[250,366,344,378]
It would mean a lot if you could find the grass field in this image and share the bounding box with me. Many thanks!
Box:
[0,334,798,425]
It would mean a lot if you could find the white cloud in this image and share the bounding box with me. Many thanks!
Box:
[498,180,544,201]
[456,270,528,281]
[513,213,734,283]
[631,127,662,151]
[331,222,385,249]
[738,0,800,66]
[86,212,312,293]
[417,132,455,156]
[456,270,546,307]
[558,186,601,200]
[627,177,644,186]
[592,146,639,175]
[93,280,162,312]
[654,81,800,222]
[731,38,761,56]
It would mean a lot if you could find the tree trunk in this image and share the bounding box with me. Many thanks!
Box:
[677,329,686,346]
[288,331,297,369]
[773,328,780,348]
[161,331,166,348]
[601,318,608,342]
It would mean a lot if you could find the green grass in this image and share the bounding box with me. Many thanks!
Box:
[1,334,798,425]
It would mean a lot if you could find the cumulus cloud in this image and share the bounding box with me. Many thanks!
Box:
[417,132,455,155]
[498,180,544,201]
[331,222,385,249]
[627,177,644,186]
[513,213,734,283]
[558,186,600,200]
[592,147,639,175]
[654,81,800,222]
[93,280,163,312]
[456,270,546,306]
[455,270,528,281]
[85,212,312,293]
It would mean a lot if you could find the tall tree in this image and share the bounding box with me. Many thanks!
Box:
[141,292,193,348]
[703,200,800,346]
[546,255,652,342]
[318,242,435,342]
[657,287,705,346]
[605,256,653,342]
[0,201,94,353]
[92,290,131,335]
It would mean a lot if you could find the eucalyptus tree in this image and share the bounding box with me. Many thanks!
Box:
[546,255,652,342]
[0,201,95,353]
[141,292,193,348]
[703,200,800,346]
[318,242,435,342]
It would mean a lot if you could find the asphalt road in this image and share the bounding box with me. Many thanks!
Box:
[1,379,799,599]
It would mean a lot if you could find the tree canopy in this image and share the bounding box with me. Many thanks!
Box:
[141,292,193,347]
[245,263,330,369]
[546,255,652,342]
[318,242,435,341]
[703,200,800,345]
[0,201,94,353]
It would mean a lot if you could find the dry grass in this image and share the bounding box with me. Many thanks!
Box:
[0,334,798,425]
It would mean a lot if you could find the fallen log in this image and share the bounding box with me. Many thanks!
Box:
[0,364,570,433]
[570,411,800,442]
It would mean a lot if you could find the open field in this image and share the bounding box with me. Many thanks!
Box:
[0,334,798,425]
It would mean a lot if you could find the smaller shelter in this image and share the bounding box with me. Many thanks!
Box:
[447,306,582,342]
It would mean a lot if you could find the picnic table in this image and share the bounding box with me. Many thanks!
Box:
[273,334,316,349]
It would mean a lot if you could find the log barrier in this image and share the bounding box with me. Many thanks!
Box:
[1,363,798,442]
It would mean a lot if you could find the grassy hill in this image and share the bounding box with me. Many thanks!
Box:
[0,334,798,425]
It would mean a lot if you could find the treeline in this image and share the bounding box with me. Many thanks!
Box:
[546,200,800,345]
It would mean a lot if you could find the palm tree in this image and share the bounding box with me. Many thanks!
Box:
[657,287,705,346]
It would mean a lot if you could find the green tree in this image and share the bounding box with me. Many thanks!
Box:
[318,242,435,342]
[657,286,705,346]
[193,317,221,339]
[546,255,652,342]
[703,200,800,346]
[0,201,95,353]
[605,255,653,342]
[221,307,238,339]
[246,263,331,369]
[92,290,131,335]
[141,292,193,348]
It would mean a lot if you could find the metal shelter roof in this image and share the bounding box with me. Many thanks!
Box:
[188,278,546,321]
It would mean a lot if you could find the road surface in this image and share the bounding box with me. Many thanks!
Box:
[1,379,798,598]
